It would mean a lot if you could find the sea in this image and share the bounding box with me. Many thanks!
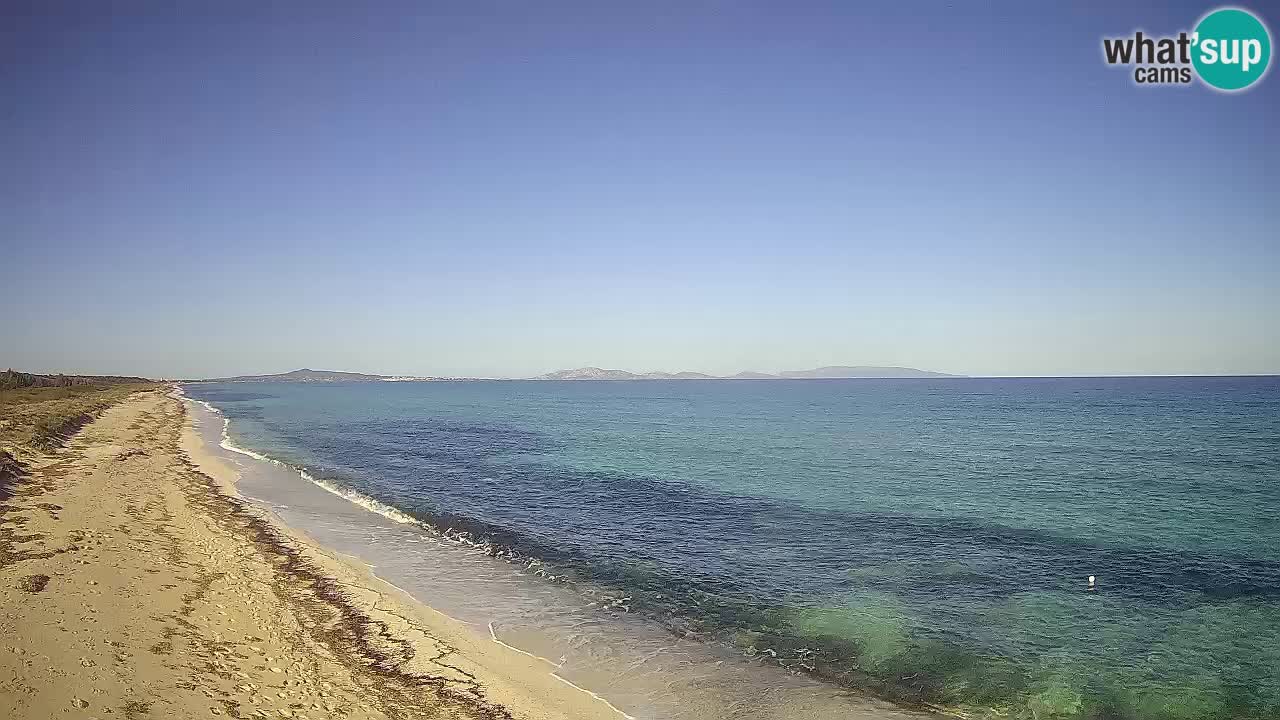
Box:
[182,377,1280,720]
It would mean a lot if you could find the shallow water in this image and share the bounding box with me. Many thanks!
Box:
[184,377,1280,719]
[186,397,919,719]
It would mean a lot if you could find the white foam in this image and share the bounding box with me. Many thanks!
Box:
[488,623,636,720]
[181,391,571,579]
[181,394,423,529]
[296,469,419,526]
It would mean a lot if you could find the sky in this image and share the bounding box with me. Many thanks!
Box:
[2,1,1277,379]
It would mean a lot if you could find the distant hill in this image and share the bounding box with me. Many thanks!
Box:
[193,368,429,383]
[192,365,961,383]
[533,366,960,380]
[646,371,719,380]
[1,369,151,390]
[533,367,718,381]
[532,367,634,381]
[778,366,959,378]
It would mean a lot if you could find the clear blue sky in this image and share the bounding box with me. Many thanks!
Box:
[3,2,1277,378]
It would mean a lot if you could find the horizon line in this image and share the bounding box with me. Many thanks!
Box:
[10,366,1280,382]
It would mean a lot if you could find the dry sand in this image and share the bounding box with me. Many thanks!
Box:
[0,389,627,720]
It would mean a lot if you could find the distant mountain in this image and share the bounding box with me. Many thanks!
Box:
[534,367,638,381]
[533,367,718,381]
[778,366,958,378]
[194,368,432,383]
[671,371,718,379]
[533,366,960,380]
[195,365,961,383]
[654,371,719,380]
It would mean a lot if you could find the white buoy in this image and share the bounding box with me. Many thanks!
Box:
[1088,575,1096,590]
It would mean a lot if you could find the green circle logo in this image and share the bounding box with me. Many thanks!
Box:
[1192,8,1272,91]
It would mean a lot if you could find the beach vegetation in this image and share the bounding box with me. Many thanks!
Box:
[1,368,150,390]
[0,378,157,454]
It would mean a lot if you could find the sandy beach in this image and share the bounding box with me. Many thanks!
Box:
[0,388,628,720]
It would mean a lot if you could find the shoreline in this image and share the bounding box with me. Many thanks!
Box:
[0,388,634,720]
[176,389,643,720]
[177,388,934,720]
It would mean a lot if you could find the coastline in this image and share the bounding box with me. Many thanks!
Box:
[0,388,632,720]
[178,389,928,720]
[13,379,1270,718]
[168,378,1280,720]
[176,389,639,720]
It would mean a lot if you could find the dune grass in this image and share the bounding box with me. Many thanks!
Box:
[0,382,158,455]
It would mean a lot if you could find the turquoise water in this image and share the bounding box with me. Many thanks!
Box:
[185,377,1280,719]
